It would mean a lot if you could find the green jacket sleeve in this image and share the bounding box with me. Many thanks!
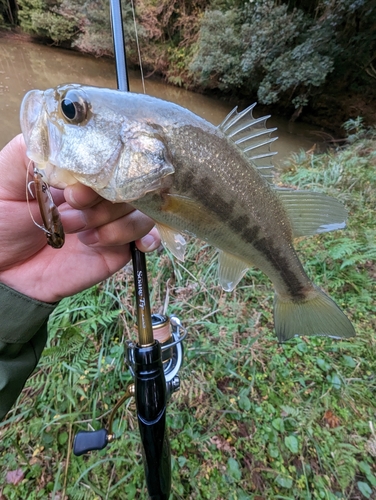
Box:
[0,283,57,421]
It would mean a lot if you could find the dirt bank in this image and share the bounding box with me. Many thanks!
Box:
[303,84,376,137]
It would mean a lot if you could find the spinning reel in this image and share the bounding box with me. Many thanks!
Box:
[73,245,186,499]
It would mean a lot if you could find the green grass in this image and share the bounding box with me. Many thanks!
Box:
[1,123,375,499]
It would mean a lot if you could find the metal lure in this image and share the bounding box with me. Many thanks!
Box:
[27,163,65,249]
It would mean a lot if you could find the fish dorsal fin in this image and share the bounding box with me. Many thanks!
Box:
[156,223,187,261]
[218,250,249,292]
[219,104,278,182]
[276,189,348,237]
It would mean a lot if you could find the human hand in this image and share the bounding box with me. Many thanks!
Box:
[0,135,160,302]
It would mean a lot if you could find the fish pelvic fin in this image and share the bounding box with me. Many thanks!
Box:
[156,223,186,261]
[219,104,277,183]
[274,287,355,342]
[276,189,348,236]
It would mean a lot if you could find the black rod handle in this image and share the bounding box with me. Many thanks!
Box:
[134,343,171,499]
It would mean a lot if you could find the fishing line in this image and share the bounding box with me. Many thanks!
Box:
[130,0,146,94]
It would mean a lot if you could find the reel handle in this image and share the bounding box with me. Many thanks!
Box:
[73,429,110,456]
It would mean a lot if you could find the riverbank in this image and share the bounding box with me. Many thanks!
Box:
[203,64,376,138]
[0,33,334,161]
[1,27,375,137]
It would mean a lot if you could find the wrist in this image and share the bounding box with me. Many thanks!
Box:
[0,274,58,304]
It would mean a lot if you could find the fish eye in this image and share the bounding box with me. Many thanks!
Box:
[60,90,88,124]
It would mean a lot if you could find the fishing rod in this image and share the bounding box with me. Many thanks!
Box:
[72,2,186,498]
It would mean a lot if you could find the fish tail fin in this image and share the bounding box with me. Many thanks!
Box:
[274,287,355,342]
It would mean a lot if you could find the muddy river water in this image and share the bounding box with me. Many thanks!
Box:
[0,36,322,161]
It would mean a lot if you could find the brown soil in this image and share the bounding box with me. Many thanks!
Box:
[247,80,376,138]
[303,85,376,137]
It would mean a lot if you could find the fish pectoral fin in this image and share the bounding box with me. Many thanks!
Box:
[162,193,215,225]
[156,223,187,261]
[218,250,249,292]
[276,189,348,237]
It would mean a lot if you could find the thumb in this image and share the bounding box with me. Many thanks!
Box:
[0,134,30,200]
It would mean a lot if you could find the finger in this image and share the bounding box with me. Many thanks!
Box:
[59,199,135,233]
[64,182,103,209]
[1,234,134,302]
[50,187,66,206]
[0,199,47,270]
[0,134,30,200]
[135,227,161,253]
[77,210,156,247]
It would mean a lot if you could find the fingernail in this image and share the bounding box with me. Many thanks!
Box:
[64,186,78,206]
[139,234,158,251]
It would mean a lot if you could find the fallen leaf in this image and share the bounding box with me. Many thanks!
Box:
[29,456,42,466]
[365,437,376,457]
[323,410,341,428]
[210,435,235,455]
[32,446,44,457]
[6,469,24,485]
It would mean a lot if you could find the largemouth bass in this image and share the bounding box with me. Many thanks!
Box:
[20,84,355,341]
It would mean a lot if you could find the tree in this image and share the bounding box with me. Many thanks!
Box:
[190,0,376,109]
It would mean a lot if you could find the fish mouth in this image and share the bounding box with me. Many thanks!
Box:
[20,89,77,188]
[20,89,50,164]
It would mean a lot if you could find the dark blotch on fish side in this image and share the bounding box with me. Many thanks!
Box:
[205,189,236,221]
[252,237,306,299]
[179,171,236,218]
[230,215,260,243]
[229,214,306,299]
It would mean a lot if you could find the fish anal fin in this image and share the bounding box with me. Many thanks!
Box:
[274,287,355,342]
[276,189,348,237]
[156,223,186,261]
[218,250,249,292]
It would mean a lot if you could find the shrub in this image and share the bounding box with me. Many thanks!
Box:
[190,0,375,108]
